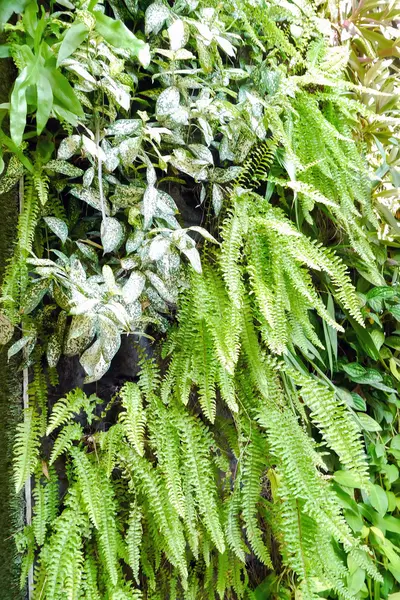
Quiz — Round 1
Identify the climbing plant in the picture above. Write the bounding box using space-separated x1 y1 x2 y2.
0 0 399 598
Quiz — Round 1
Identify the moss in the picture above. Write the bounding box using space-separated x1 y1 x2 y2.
0 50 25 600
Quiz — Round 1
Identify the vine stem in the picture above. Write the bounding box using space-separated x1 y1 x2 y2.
95 118 106 222
19 176 33 600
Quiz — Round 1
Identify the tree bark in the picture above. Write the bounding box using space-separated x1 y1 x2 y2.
0 46 25 600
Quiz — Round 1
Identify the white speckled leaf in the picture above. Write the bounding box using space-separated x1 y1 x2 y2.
181 246 202 273
156 87 180 120
83 166 95 188
7 336 31 360
23 279 49 315
149 236 171 261
81 339 110 382
102 265 119 294
122 272 146 303
44 160 83 178
189 144 214 165
119 137 142 167
82 135 107 162
145 2 170 35
0 313 13 345
216 35 236 57
149 235 171 260
57 135 82 160
212 183 224 215
98 315 121 362
105 119 143 137
168 19 187 51
101 77 131 111
47 333 62 368
101 217 125 254
70 185 110 214
145 270 176 304
126 230 145 254
76 241 98 263
44 217 68 244
68 315 95 341
70 258 87 283
174 48 194 60
143 185 158 229
69 299 99 316
47 311 67 367
126 299 142 322
212 166 242 183
120 256 139 270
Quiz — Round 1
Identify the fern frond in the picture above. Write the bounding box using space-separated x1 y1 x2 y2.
14 406 41 493
49 422 83 465
119 382 146 456
126 503 143 584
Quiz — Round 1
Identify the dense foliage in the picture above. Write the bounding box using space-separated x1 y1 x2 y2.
0 0 399 598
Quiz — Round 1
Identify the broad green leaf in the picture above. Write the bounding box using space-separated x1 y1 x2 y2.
94 11 149 63
385 336 400 349
45 66 84 119
333 470 364 488
389 305 400 321
10 67 29 145
355 413 382 432
57 22 89 67
342 363 366 379
0 0 30 28
368 484 388 516
36 72 53 135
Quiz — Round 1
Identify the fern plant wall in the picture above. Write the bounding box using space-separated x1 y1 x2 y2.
0 0 399 598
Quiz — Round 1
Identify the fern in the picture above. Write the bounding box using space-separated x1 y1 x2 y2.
14 406 41 492
126 503 143 584
119 382 146 457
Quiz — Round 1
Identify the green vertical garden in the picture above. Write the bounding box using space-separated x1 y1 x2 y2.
0 0 399 598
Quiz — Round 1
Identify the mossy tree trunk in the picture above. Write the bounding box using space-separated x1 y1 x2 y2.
0 49 25 600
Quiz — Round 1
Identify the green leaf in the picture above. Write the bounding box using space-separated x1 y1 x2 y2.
389 305 400 321
10 67 29 145
45 65 84 119
342 362 366 379
368 484 388 516
385 336 400 349
355 413 382 432
57 21 89 67
94 11 148 61
36 71 53 135
333 470 364 488
0 0 30 28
